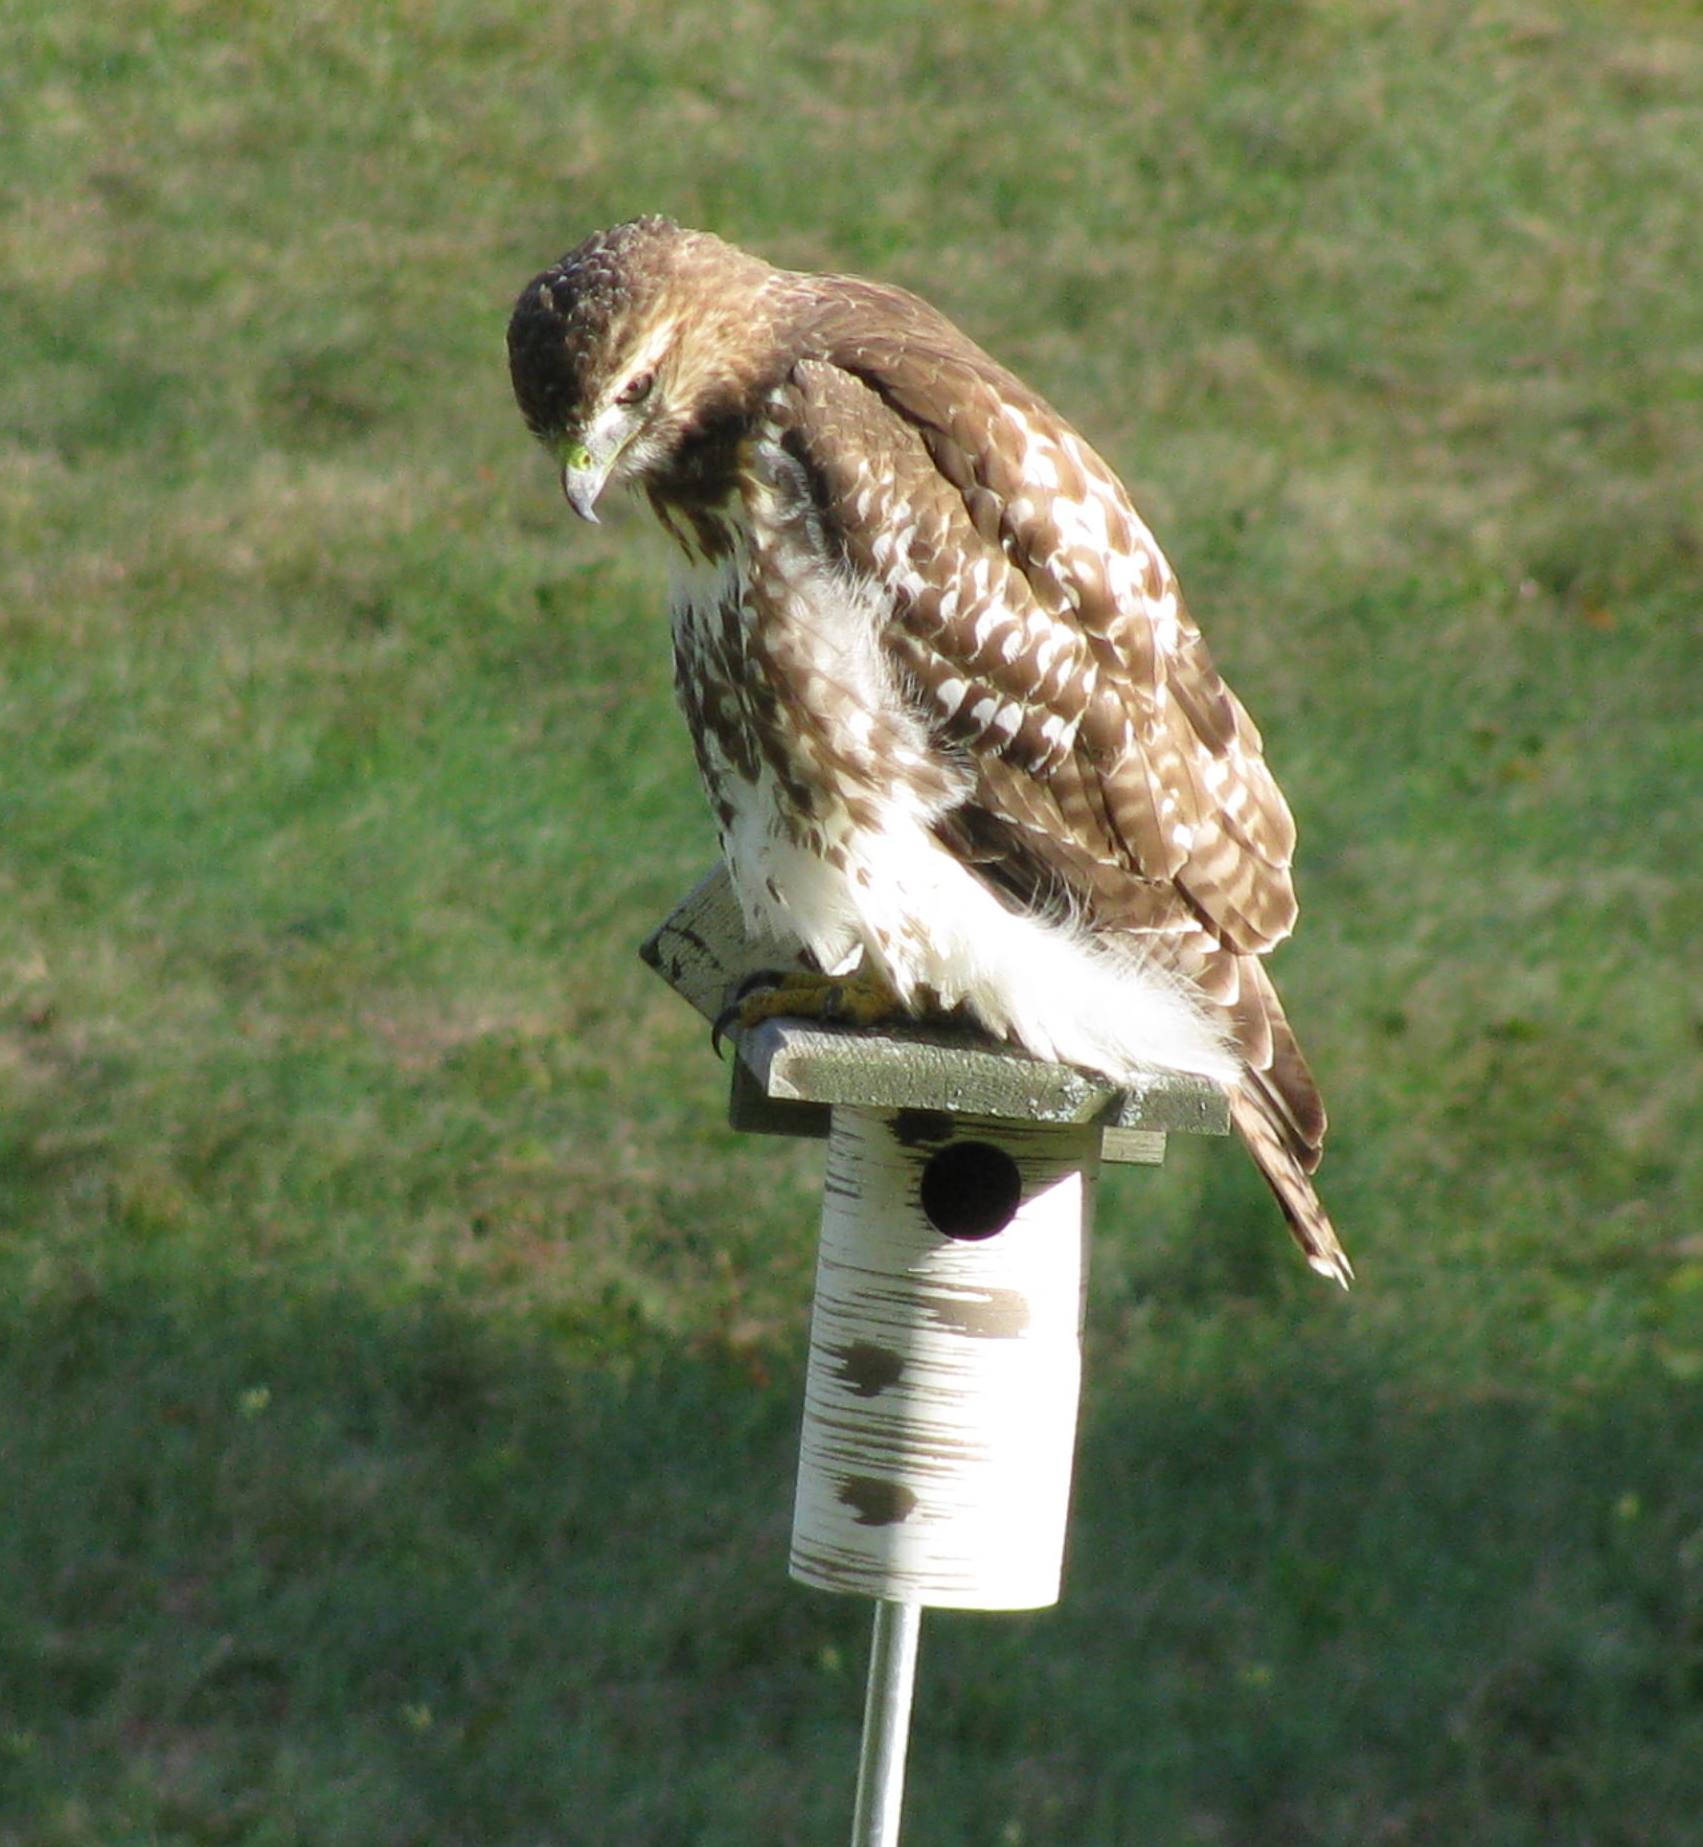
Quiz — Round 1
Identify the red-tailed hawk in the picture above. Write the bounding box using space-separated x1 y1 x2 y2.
507 217 1350 1286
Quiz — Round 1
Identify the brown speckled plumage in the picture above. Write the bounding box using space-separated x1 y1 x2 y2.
508 219 1350 1285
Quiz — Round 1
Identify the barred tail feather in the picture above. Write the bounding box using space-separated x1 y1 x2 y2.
1228 1082 1353 1288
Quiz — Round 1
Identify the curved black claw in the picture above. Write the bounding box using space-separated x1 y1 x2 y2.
709 999 742 1061
709 968 790 1060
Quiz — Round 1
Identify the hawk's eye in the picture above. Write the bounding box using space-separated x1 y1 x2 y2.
615 370 655 407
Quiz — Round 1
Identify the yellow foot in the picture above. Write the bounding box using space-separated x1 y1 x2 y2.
714 967 906 1053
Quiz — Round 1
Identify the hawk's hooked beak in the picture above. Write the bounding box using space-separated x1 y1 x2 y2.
559 436 616 523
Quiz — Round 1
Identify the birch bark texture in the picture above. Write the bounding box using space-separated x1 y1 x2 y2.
790 1106 1097 1611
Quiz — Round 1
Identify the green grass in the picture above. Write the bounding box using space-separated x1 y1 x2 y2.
3 0 1702 1840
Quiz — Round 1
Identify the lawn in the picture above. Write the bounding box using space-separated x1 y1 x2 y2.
2 1 1701 1841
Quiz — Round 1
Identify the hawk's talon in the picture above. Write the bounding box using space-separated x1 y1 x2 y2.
731 967 792 1004
716 966 905 1041
709 1006 734 1060
711 968 795 1059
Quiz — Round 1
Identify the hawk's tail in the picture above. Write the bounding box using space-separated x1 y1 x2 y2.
1220 954 1352 1287
1227 1078 1353 1288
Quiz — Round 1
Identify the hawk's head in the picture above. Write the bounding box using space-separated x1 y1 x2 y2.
507 216 778 521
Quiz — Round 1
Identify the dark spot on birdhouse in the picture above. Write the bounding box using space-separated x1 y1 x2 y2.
838 1475 919 1527
835 1340 905 1397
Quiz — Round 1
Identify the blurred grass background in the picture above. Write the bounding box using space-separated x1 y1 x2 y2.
3 0 1701 1841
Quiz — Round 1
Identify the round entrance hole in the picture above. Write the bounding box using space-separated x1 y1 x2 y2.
919 1140 1024 1241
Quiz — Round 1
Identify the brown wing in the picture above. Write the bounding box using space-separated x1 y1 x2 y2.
772 282 1345 1279
791 277 1299 954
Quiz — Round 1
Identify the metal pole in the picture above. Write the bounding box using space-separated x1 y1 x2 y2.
850 1598 922 1846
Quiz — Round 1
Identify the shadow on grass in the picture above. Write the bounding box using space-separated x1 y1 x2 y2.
994 1346 1703 1846
2 1260 1699 1846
